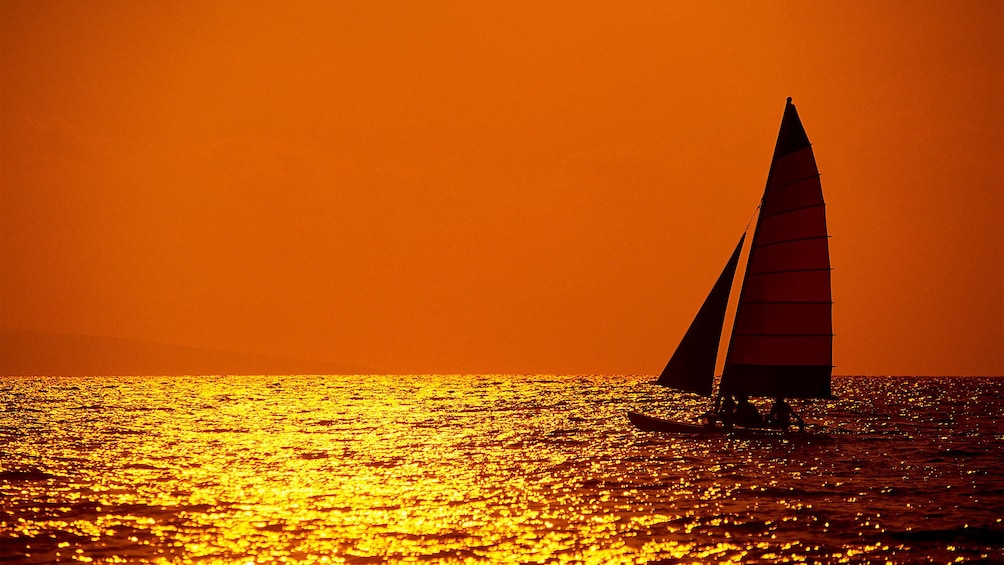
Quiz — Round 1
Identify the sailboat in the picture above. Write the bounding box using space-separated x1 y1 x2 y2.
629 97 832 434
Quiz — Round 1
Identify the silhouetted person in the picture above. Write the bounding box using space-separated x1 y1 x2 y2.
768 396 805 431
735 393 762 428
719 394 736 428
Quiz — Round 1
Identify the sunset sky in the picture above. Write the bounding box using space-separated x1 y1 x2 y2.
2 1 1001 376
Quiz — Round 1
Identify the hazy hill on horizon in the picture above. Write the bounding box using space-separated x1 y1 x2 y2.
0 329 371 377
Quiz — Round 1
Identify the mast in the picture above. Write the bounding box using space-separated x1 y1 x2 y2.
657 234 745 396
720 98 833 399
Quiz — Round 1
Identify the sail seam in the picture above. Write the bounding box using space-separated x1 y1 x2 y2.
733 333 834 337
726 362 833 368
743 300 832 305
765 173 820 193
747 267 831 277
757 234 829 248
760 202 826 220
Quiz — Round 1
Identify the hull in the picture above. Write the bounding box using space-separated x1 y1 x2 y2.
627 411 790 436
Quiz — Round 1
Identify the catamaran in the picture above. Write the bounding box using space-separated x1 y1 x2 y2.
629 97 832 435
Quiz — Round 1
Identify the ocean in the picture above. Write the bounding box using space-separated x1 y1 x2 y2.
1 374 1001 564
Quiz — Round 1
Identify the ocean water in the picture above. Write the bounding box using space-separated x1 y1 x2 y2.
1 374 1001 564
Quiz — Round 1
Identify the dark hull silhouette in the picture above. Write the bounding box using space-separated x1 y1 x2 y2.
627 411 801 436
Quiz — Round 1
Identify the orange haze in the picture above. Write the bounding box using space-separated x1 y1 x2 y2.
2 1 1002 376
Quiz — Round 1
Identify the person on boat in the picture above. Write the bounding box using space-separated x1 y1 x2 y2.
703 394 736 428
767 396 805 431
718 394 736 429
734 393 763 428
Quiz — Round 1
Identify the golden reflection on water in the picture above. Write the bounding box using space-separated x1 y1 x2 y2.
2 374 1002 563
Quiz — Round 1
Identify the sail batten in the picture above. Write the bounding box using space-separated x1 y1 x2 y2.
757 235 829 248
747 267 831 276
743 300 832 305
764 174 821 193
720 98 832 399
733 333 834 337
760 203 826 220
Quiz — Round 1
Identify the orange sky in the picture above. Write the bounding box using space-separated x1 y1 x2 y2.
2 1 1002 376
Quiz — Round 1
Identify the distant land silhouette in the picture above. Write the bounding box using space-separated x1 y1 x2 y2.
0 330 371 376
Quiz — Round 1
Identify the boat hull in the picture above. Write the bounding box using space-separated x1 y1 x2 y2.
627 411 789 436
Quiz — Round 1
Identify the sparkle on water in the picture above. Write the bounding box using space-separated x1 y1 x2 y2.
1 374 1002 563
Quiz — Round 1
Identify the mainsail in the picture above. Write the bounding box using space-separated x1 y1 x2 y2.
656 234 745 396
719 98 833 399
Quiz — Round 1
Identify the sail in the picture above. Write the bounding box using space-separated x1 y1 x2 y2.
657 234 745 396
721 98 832 399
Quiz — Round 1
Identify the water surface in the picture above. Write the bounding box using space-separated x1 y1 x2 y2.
2 375 1002 563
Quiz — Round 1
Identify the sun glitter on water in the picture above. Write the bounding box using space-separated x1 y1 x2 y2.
2 374 1002 563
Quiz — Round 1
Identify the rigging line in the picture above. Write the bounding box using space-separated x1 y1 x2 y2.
715 202 759 407
745 201 761 233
